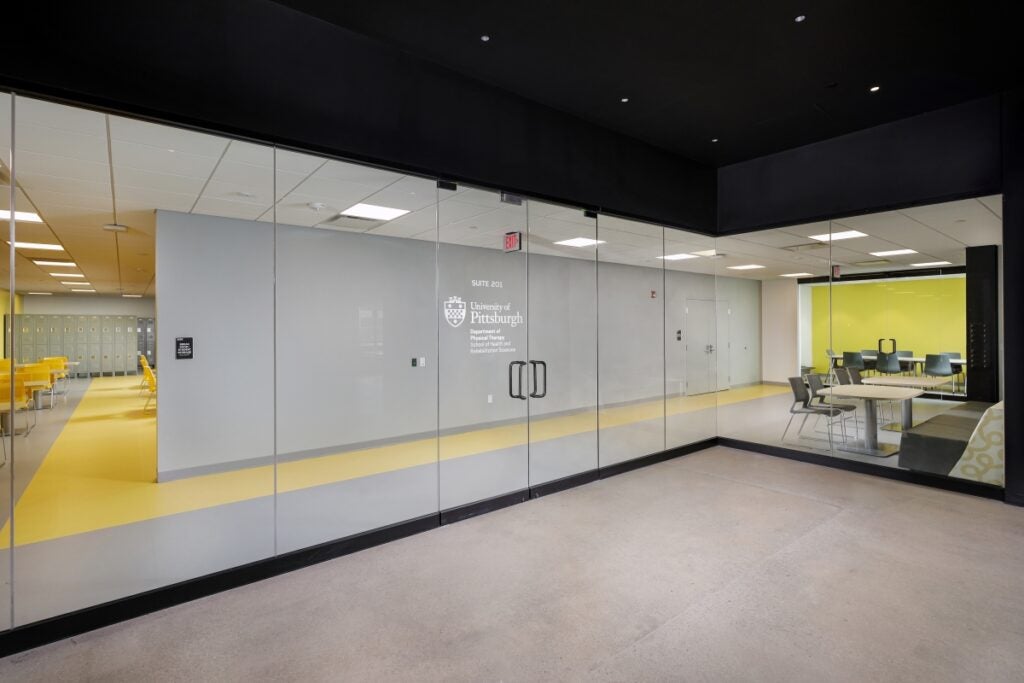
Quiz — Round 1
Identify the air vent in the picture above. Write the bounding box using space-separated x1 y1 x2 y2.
784 243 830 253
318 214 384 232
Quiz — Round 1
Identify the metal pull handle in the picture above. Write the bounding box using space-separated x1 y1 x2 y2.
516 361 528 400
529 360 547 398
509 360 526 399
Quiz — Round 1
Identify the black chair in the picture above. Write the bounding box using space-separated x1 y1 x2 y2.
896 350 915 375
875 351 901 374
842 352 865 373
941 351 964 392
783 377 844 446
860 349 878 373
847 367 864 385
834 367 852 385
807 373 857 439
924 353 955 393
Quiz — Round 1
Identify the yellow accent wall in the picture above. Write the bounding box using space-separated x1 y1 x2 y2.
811 276 966 370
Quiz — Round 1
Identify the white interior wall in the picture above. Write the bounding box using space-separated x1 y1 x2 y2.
157 211 764 475
22 294 155 316
760 279 800 384
798 284 813 368
156 210 275 479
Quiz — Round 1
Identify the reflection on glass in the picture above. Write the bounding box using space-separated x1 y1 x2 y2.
597 216 665 466
1 91 12 630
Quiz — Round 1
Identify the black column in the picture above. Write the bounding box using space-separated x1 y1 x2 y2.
1003 89 1023 505
965 245 999 403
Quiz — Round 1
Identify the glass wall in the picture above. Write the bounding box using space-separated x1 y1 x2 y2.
0 93 725 627
716 206 1004 489
0 92 1003 631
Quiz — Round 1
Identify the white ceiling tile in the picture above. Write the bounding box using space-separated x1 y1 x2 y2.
109 116 226 157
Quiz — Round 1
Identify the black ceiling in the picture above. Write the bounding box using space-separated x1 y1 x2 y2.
274 0 1020 167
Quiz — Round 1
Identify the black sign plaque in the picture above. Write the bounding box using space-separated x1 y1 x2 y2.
175 337 194 360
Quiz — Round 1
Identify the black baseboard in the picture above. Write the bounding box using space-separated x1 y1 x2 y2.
530 469 601 498
0 513 440 658
439 489 530 525
717 437 1005 500
598 438 719 479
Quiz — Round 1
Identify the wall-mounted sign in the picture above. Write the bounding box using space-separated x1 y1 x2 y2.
832 265 841 279
175 337 194 360
504 231 522 252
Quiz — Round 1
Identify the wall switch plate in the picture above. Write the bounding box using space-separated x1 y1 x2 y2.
419 357 426 367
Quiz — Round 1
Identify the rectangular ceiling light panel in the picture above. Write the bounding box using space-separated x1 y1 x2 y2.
658 253 699 260
870 249 917 257
554 237 605 247
340 203 410 221
807 230 867 242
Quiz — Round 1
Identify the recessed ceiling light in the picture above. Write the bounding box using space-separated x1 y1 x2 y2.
808 230 867 242
870 249 917 257
693 249 717 257
0 210 43 223
62 282 91 286
103 223 128 232
122 294 143 298
480 35 490 42
911 261 952 267
795 15 806 23
26 292 52 295
781 272 813 277
33 260 77 267
869 85 880 92
52 272 84 278
658 253 700 261
555 237 606 247
728 264 765 270
340 203 410 221
620 97 629 103
71 289 96 293
711 138 719 143
167 148 176 153
7 241 64 251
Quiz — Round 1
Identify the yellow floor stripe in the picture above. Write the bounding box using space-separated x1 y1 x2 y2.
2 378 787 547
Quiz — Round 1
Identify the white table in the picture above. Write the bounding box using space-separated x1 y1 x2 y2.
829 354 964 370
817 385 923 456
861 376 951 430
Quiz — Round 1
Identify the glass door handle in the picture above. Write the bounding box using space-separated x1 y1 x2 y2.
529 360 547 398
508 360 527 400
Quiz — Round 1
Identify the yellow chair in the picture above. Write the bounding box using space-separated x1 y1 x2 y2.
19 363 55 409
0 375 35 461
138 353 151 386
41 357 69 398
143 366 156 410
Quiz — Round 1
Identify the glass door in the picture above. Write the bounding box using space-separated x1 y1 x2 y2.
526 202 598 486
438 185 529 510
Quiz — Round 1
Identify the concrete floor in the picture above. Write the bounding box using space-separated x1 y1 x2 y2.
2 446 1023 682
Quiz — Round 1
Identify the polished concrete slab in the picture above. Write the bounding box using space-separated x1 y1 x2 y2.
3 446 1022 682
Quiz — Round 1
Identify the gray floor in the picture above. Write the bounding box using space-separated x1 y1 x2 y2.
3 446 1023 682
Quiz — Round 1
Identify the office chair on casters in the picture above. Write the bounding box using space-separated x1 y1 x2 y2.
783 377 845 448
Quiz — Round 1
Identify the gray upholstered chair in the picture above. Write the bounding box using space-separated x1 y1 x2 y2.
842 352 865 373
896 350 915 375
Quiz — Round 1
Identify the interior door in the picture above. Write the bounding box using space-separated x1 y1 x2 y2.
685 299 714 395
438 185 530 511
526 201 598 486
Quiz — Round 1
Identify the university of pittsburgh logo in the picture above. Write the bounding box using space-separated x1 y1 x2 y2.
444 296 467 328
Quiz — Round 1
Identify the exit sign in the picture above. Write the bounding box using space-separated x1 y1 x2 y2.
504 231 522 252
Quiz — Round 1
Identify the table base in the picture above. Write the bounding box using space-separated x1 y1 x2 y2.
835 441 900 457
